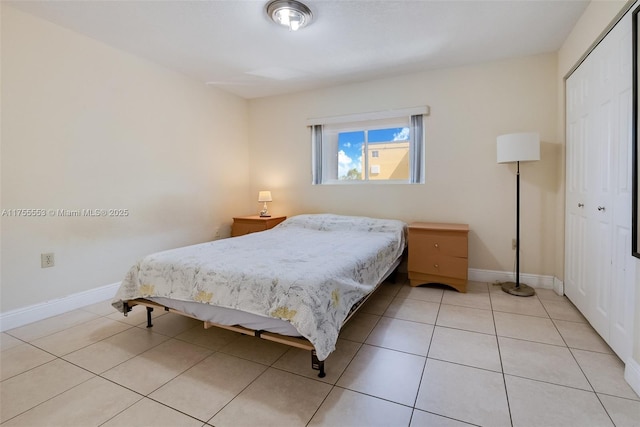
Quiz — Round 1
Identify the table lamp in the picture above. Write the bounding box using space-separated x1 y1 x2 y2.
258 191 272 217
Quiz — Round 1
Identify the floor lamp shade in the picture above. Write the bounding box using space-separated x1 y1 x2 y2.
496 132 540 297
497 132 540 163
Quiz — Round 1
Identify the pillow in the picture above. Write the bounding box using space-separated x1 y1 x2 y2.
276 213 406 235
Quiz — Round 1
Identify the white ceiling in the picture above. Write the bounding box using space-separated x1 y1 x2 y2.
7 0 590 99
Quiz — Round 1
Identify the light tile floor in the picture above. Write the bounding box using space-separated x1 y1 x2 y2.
1 279 639 426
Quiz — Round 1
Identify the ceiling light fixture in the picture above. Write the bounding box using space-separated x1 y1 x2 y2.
266 0 313 31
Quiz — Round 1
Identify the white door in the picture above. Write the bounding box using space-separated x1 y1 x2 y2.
565 60 591 314
588 30 615 341
605 15 635 361
564 10 635 362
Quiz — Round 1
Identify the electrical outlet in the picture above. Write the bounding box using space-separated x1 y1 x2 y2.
512 238 517 250
214 227 221 240
41 252 55 268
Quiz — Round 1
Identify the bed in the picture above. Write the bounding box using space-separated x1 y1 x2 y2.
112 213 407 377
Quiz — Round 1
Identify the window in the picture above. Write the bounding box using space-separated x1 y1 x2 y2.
310 107 427 184
333 124 410 181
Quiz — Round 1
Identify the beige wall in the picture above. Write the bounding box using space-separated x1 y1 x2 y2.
248 53 559 277
0 6 250 312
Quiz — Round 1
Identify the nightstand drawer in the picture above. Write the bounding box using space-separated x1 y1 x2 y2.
409 255 468 279
408 232 467 259
233 222 268 236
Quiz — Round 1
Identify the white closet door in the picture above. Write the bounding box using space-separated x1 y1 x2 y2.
588 30 615 340
607 15 635 361
565 61 591 314
564 10 635 362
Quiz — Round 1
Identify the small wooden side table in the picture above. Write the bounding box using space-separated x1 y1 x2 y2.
408 222 469 293
231 215 287 237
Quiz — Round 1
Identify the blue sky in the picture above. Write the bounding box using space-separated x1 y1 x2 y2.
338 127 409 178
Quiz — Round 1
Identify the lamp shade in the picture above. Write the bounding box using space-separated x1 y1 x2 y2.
258 191 272 202
497 132 540 164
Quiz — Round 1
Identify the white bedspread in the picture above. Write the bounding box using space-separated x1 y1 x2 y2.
112 214 406 360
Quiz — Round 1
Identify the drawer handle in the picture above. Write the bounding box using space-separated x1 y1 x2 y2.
434 243 439 248
434 264 439 268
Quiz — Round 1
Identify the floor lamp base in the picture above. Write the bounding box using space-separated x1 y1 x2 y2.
500 281 535 297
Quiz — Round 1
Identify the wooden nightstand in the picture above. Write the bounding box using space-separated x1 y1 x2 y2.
408 222 469 293
231 215 286 237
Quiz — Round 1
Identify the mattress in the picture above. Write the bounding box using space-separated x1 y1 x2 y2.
113 213 407 359
147 256 402 336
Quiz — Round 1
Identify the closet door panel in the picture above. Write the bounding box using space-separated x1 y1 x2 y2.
589 218 612 339
611 224 635 359
565 212 588 309
565 68 591 310
609 18 635 361
587 80 614 338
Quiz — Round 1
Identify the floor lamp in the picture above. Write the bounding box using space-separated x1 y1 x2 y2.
497 132 540 297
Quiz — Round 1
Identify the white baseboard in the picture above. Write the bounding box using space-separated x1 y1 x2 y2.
624 357 640 398
0 282 121 332
553 276 565 295
468 268 559 291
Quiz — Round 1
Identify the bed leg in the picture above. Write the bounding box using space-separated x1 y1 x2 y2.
317 361 326 378
146 306 153 328
123 301 130 317
311 350 326 378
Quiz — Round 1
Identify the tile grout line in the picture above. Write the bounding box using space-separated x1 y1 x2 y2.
407 283 445 426
0 358 100 425
201 357 272 425
489 282 515 427
542 297 618 427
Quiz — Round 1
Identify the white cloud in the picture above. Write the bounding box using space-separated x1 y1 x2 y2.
338 150 352 178
338 150 362 178
394 127 410 141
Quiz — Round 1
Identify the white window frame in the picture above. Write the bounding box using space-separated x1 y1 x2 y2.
309 106 428 185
